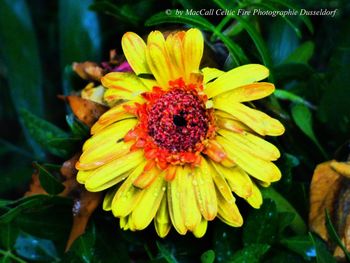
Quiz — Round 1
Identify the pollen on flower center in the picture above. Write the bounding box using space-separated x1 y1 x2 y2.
147 89 209 152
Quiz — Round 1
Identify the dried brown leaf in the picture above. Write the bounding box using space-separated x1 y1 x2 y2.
73 61 104 81
310 160 350 261
309 161 342 240
24 171 47 196
66 95 107 127
25 154 102 251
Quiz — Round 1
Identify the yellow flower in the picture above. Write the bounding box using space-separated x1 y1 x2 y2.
76 28 285 237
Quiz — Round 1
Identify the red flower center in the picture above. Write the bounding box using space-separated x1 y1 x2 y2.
147 89 209 152
124 78 215 170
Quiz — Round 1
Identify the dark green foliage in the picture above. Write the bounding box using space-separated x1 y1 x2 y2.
0 0 349 261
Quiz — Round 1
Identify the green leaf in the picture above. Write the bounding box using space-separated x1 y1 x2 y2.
0 250 26 263
280 235 314 260
325 210 350 261
211 1 271 68
318 67 350 134
276 153 300 188
33 162 65 195
68 224 96 263
19 108 70 158
47 137 81 153
230 244 270 263
266 250 308 263
261 188 307 235
0 224 19 250
0 0 44 158
0 195 72 253
145 11 248 66
253 2 302 38
59 0 101 69
291 104 327 158
267 0 314 34
0 139 32 159
156 241 178 263
274 63 314 81
243 199 278 245
94 221 129 263
0 195 71 224
284 41 315 64
274 90 315 109
278 212 296 234
309 233 336 263
89 1 140 26
232 15 273 74
201 250 215 263
66 114 90 139
14 233 58 262
0 196 51 224
267 19 299 65
213 222 241 263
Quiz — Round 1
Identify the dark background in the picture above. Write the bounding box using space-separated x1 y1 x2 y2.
0 0 349 262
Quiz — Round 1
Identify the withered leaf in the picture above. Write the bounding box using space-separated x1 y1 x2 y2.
309 160 350 261
25 154 102 251
73 61 104 81
66 95 107 127
309 161 342 241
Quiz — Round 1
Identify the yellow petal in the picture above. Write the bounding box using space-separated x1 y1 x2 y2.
216 116 252 133
202 67 225 84
102 75 148 105
120 216 129 230
84 150 143 191
207 160 233 202
211 161 253 199
246 182 263 208
103 186 118 211
214 102 285 136
204 139 227 163
76 169 94 184
204 64 269 98
193 159 217 220
122 32 151 74
103 92 129 107
218 129 281 161
146 31 172 88
91 101 139 135
128 215 137 231
215 110 236 120
139 78 158 90
179 166 202 231
81 84 106 105
214 82 275 103
217 189 243 227
83 118 137 151
166 32 185 80
111 162 145 217
133 164 160 189
217 136 281 183
131 173 166 230
102 71 150 89
155 195 171 238
77 141 133 170
259 180 271 187
193 218 208 238
167 167 187 235
183 28 204 82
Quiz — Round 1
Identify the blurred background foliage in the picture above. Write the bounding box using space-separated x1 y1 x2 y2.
0 0 350 262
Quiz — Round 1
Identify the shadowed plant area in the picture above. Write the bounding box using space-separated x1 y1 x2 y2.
0 0 350 262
